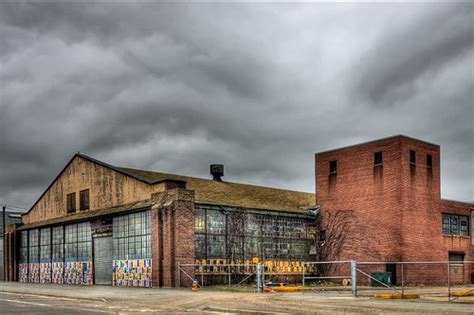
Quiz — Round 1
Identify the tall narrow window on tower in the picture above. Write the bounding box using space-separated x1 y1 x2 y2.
427 154 432 168
374 152 383 166
410 150 416 165
426 153 433 180
329 160 337 174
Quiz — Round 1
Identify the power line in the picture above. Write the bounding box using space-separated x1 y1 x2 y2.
2 204 28 212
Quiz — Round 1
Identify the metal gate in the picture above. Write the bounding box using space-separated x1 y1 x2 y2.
93 236 112 285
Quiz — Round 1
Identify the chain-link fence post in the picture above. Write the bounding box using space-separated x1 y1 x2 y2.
447 261 451 301
401 263 404 297
302 262 305 294
256 262 263 293
351 260 357 298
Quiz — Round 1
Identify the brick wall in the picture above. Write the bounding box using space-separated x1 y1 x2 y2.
315 135 473 284
316 136 406 262
151 188 195 287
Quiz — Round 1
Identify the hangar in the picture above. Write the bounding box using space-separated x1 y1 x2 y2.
4 153 316 287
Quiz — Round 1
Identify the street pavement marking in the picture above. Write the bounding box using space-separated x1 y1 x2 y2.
0 297 51 307
0 297 114 314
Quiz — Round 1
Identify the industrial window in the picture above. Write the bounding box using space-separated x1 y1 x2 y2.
79 189 90 211
28 229 39 263
195 208 206 233
409 150 416 165
194 205 316 261
205 210 226 257
442 214 469 236
67 192 76 213
291 239 307 259
228 236 244 258
244 215 260 237
245 239 260 257
374 151 383 166
20 231 28 263
113 210 151 260
65 222 91 262
329 160 337 174
207 210 226 234
207 235 226 257
52 226 64 262
195 234 206 258
40 228 51 263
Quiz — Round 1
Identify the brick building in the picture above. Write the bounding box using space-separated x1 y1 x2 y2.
315 135 473 284
4 153 316 287
3 134 473 287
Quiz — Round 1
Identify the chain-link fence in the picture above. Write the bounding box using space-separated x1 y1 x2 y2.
179 259 474 301
356 261 474 301
301 260 474 301
177 262 263 290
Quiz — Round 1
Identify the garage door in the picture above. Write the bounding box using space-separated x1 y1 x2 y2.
93 236 112 285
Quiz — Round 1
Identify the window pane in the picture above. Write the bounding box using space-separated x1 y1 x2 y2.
460 216 469 236
451 215 459 235
207 210 225 234
112 210 151 260
442 214 451 234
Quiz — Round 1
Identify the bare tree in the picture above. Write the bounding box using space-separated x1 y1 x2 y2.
226 208 246 263
312 209 354 276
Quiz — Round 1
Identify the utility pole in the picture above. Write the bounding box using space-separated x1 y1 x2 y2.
2 205 5 282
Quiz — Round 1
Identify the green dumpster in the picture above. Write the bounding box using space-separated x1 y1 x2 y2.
370 272 392 287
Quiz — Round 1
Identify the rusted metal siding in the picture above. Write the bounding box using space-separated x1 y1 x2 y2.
23 156 151 224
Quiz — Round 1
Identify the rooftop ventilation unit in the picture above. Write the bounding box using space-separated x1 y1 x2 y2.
210 164 224 181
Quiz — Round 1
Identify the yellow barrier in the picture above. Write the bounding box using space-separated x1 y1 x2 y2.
373 293 420 299
271 285 304 292
451 289 474 297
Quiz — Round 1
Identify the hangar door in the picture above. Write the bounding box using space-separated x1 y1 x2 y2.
94 236 113 285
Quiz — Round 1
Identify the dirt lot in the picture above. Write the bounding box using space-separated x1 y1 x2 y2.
0 282 473 314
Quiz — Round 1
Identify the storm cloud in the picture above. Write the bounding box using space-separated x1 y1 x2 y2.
0 2 473 210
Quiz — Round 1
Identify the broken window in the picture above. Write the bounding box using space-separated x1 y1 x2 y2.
195 208 206 233
194 205 316 261
442 213 469 236
207 235 226 257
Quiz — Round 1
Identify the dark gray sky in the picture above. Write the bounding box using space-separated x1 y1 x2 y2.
0 2 473 210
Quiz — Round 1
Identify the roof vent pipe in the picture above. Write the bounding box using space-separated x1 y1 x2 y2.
210 164 224 181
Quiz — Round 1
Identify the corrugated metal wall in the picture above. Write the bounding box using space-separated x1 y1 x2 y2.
94 236 113 285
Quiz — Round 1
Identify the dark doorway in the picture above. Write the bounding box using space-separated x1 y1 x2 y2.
386 263 397 286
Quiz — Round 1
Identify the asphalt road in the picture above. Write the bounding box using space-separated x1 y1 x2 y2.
0 283 473 314
0 292 120 314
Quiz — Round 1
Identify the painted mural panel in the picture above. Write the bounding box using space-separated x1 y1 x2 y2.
112 259 152 287
64 261 93 285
